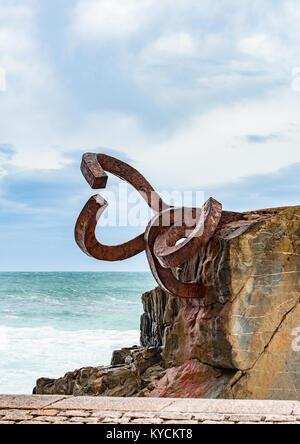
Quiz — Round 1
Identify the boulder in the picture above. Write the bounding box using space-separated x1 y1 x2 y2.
35 346 163 397
35 205 300 399
140 205 300 399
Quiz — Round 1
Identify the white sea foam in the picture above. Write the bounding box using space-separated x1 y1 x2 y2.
0 327 8 351
0 271 155 395
0 325 140 394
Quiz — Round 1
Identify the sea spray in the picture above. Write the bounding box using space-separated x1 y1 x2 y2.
0 272 155 393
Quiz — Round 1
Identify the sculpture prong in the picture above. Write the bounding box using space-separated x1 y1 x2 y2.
75 153 244 298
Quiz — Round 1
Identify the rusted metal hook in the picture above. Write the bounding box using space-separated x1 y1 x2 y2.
75 153 240 298
75 153 170 261
144 198 222 298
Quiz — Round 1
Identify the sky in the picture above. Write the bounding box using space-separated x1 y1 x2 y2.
1 0 300 271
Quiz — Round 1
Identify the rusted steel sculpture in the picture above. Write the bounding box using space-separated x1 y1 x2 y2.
75 153 248 298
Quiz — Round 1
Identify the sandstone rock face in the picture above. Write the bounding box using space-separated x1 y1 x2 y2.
140 205 300 399
36 365 140 397
149 360 234 399
35 206 300 399
35 347 164 397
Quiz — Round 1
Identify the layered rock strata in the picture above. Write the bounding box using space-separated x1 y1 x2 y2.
35 205 300 399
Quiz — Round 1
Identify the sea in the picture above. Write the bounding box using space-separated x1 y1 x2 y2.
0 272 156 394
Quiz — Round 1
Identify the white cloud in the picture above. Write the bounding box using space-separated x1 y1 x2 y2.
58 91 300 191
8 149 73 171
125 1 300 110
71 0 157 42
2 0 300 190
0 27 33 53
151 32 197 56
0 1 72 176
238 34 283 63
0 1 36 75
123 92 300 189
68 0 300 116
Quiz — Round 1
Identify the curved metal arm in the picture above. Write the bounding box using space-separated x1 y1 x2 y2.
75 153 231 298
144 198 222 298
81 153 169 212
75 195 146 261
75 153 170 261
153 197 222 268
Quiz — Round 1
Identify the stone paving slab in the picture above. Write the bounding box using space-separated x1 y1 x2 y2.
51 396 174 412
0 395 299 424
163 399 298 415
293 404 300 416
0 395 68 409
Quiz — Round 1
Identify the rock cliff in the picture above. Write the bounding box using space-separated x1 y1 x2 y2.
35 205 300 399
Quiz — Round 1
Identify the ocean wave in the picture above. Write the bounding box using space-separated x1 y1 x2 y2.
0 272 153 394
0 325 139 347
0 325 140 394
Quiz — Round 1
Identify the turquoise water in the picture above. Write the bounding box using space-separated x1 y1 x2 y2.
0 272 155 394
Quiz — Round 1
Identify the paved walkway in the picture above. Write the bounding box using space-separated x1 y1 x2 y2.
0 395 299 424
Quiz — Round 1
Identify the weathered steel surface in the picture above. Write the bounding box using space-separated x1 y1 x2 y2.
75 195 146 261
81 153 108 189
152 198 223 269
75 153 170 261
75 153 245 298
